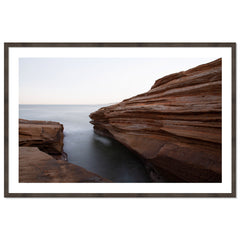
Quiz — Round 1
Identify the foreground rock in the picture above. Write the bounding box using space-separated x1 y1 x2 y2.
19 119 64 156
19 119 110 182
19 147 110 183
90 58 222 182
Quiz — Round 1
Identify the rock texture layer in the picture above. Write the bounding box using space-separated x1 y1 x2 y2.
19 147 110 183
19 119 64 156
19 119 110 182
90 58 222 182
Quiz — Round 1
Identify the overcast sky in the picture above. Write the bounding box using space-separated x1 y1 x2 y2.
19 57 217 105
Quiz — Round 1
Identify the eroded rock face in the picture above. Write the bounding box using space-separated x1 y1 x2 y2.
19 119 64 155
90 58 222 182
19 147 110 183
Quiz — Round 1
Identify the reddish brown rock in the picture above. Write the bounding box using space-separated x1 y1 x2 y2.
19 147 110 183
90 58 222 182
19 119 64 156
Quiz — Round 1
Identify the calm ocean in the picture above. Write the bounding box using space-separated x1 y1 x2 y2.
19 104 151 182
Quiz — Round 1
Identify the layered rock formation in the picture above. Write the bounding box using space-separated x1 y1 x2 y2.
90 58 222 182
19 119 110 183
19 119 64 157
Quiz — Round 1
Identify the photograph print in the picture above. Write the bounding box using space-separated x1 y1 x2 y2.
4 43 236 197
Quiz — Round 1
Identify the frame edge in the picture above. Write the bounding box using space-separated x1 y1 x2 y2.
4 42 236 198
4 43 9 197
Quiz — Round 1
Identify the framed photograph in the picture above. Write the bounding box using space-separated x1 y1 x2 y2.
4 42 236 197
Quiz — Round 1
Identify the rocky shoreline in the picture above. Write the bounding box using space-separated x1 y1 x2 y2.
90 59 222 182
19 119 110 183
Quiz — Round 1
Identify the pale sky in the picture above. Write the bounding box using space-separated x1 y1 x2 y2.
19 57 217 105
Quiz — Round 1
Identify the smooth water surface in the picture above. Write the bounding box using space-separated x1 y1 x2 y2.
19 104 151 182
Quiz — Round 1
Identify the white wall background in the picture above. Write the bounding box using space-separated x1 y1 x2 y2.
0 1 239 240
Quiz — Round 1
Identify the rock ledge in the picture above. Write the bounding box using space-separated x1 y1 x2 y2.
90 59 222 182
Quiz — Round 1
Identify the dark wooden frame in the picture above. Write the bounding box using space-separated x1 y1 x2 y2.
4 42 236 198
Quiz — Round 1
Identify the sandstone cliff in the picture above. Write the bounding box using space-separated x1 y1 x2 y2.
90 58 222 182
19 119 110 183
